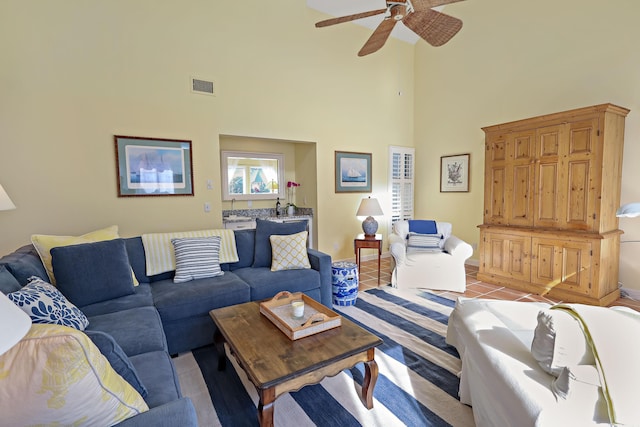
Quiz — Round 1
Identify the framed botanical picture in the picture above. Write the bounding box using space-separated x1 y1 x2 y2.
114 135 194 197
440 153 470 192
335 151 372 193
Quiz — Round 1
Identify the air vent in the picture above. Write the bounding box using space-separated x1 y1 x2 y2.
191 77 215 96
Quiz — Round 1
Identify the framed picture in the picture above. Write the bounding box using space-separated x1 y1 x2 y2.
335 151 372 193
440 153 470 192
114 135 194 197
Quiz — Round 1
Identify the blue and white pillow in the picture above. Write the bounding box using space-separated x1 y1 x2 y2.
407 232 444 249
171 236 224 283
8 276 89 330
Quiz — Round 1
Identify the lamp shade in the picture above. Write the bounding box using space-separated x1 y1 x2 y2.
356 197 384 217
0 184 15 211
616 202 640 218
0 292 31 355
356 197 384 236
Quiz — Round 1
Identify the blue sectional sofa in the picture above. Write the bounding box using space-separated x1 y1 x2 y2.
0 223 332 426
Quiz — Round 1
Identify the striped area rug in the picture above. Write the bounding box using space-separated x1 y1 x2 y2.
173 287 475 427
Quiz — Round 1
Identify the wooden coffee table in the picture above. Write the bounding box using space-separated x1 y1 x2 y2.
209 301 383 427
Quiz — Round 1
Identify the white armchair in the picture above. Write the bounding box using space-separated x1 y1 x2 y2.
389 220 473 292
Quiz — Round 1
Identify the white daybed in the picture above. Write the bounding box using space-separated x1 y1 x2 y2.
446 298 640 427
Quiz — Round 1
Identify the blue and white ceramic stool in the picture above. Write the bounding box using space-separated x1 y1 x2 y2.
331 261 359 306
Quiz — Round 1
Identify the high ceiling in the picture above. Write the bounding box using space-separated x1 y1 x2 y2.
306 0 420 44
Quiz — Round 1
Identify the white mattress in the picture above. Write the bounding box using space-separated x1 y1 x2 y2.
446 298 610 427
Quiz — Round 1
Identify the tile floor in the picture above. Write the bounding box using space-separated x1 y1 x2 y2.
357 256 640 311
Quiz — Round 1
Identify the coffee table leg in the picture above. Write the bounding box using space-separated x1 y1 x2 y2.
362 348 378 409
213 328 227 371
257 387 276 427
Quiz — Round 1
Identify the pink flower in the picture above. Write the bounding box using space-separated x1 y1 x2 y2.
287 181 300 188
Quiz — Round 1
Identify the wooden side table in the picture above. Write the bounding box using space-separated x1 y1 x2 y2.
354 234 382 285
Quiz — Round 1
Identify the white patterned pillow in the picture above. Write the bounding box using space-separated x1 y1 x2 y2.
270 231 311 271
0 324 148 426
407 232 444 249
8 276 89 331
171 236 224 283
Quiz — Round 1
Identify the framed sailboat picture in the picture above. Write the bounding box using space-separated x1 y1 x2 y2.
335 151 372 193
114 135 194 197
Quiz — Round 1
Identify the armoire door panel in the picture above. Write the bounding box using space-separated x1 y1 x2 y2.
536 162 559 224
566 160 590 227
531 238 592 294
485 166 507 224
482 232 530 281
510 164 533 224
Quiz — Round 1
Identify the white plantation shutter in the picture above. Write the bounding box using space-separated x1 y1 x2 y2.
389 146 415 227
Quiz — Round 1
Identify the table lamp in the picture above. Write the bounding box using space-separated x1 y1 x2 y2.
356 196 384 236
0 293 31 355
0 184 16 211
616 202 640 218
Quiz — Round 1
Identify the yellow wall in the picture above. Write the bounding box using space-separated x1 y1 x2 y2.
4 0 639 291
0 0 414 261
413 0 640 290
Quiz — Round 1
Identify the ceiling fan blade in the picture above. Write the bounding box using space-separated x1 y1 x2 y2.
358 18 398 57
403 9 462 47
411 0 466 11
315 9 387 28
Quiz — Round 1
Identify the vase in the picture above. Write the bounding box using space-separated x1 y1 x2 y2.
287 205 295 216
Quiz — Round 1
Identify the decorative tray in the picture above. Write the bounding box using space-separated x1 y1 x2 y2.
259 291 342 340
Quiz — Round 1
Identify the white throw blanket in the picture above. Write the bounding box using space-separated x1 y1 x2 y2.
551 304 640 425
142 229 239 276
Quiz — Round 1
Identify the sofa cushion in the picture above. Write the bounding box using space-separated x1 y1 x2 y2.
252 219 308 268
172 236 224 283
86 306 167 356
226 229 255 270
233 266 321 302
80 283 154 317
85 330 148 398
270 231 311 271
31 225 121 283
0 264 21 294
531 308 595 376
151 272 250 323
8 276 89 331
0 324 148 426
52 239 136 307
129 351 182 408
0 244 49 286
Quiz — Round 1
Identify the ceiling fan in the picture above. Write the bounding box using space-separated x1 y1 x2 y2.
315 0 466 56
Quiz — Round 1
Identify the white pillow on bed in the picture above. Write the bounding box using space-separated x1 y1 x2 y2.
531 309 595 377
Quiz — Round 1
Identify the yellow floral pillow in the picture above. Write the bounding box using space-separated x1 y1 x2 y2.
31 225 138 286
270 231 311 271
0 324 148 426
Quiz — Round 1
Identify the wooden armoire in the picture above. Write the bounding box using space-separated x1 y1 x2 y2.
478 103 629 306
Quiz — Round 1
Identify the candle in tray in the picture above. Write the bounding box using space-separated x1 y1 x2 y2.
291 299 304 318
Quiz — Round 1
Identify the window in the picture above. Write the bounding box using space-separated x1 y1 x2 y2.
220 151 284 200
389 146 415 226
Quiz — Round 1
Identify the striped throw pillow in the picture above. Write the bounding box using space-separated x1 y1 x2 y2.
407 232 443 249
171 237 224 283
